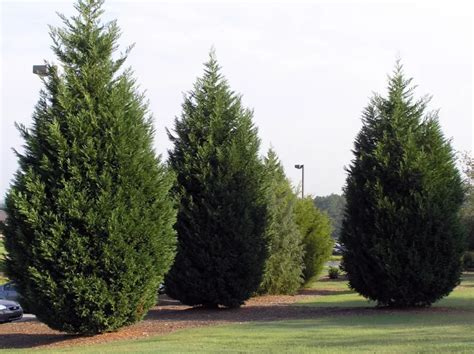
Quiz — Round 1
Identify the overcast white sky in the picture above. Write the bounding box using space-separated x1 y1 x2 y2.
1 0 472 200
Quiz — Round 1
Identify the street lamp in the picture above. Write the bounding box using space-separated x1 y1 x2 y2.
32 65 48 77
294 164 304 198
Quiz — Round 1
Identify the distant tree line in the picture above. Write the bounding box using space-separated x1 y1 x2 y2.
461 152 474 251
314 194 346 240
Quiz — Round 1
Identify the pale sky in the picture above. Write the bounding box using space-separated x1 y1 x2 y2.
1 0 472 201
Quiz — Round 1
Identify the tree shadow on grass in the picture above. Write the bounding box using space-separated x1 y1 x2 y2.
0 333 77 349
318 276 348 283
0 291 471 350
144 303 375 324
298 289 354 296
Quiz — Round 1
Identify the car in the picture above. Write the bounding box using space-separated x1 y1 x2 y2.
0 299 23 323
158 283 166 295
0 282 19 302
333 242 345 255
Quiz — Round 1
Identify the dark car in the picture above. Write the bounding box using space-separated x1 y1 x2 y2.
0 299 23 323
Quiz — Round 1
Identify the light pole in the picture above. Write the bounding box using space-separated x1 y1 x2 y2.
294 164 304 198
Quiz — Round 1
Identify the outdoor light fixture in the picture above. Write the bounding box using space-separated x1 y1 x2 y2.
294 164 304 198
32 65 48 77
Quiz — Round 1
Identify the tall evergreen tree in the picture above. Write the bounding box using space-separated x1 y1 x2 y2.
258 149 304 295
294 197 333 283
341 63 465 307
3 0 176 334
164 52 267 308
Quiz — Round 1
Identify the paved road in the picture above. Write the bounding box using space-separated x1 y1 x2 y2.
18 313 36 322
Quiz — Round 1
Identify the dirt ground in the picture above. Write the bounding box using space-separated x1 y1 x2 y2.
0 288 354 350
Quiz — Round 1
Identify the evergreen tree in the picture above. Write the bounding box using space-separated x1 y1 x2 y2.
258 149 304 295
294 197 333 283
3 0 176 334
164 52 267 308
341 63 465 307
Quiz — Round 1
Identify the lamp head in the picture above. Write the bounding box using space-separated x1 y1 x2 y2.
33 65 48 77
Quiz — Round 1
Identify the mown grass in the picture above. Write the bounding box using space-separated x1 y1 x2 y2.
328 255 342 262
8 272 472 354
36 314 474 353
300 272 474 310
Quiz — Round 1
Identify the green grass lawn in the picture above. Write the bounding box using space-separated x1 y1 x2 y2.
9 272 472 354
35 314 474 354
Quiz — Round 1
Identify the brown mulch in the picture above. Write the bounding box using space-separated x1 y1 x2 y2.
0 289 347 350
0 287 468 350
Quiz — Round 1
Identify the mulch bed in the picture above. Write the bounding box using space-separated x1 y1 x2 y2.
0 286 467 350
0 290 346 350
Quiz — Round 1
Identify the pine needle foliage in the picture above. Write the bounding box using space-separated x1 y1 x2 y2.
164 52 267 308
3 0 176 334
258 149 304 295
341 63 465 307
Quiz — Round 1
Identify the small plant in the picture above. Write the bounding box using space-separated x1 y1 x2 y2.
294 197 333 283
328 266 340 279
463 252 474 270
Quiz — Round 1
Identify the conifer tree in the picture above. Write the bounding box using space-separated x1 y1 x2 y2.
258 149 304 295
3 0 176 333
341 63 465 307
460 153 474 250
294 197 333 283
165 52 267 308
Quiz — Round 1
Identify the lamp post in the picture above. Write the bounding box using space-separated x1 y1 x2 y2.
294 164 304 198
33 65 48 77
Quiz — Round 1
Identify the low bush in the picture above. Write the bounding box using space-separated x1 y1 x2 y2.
463 252 474 270
328 266 340 279
294 197 333 283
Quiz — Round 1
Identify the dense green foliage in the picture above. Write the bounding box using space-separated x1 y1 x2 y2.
3 0 176 333
164 52 267 308
258 149 304 295
460 153 474 250
294 197 333 283
341 64 465 307
314 194 345 239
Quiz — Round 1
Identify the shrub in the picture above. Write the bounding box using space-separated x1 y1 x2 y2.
328 266 340 279
3 0 176 334
294 197 333 283
463 252 474 270
341 63 465 307
258 149 304 295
